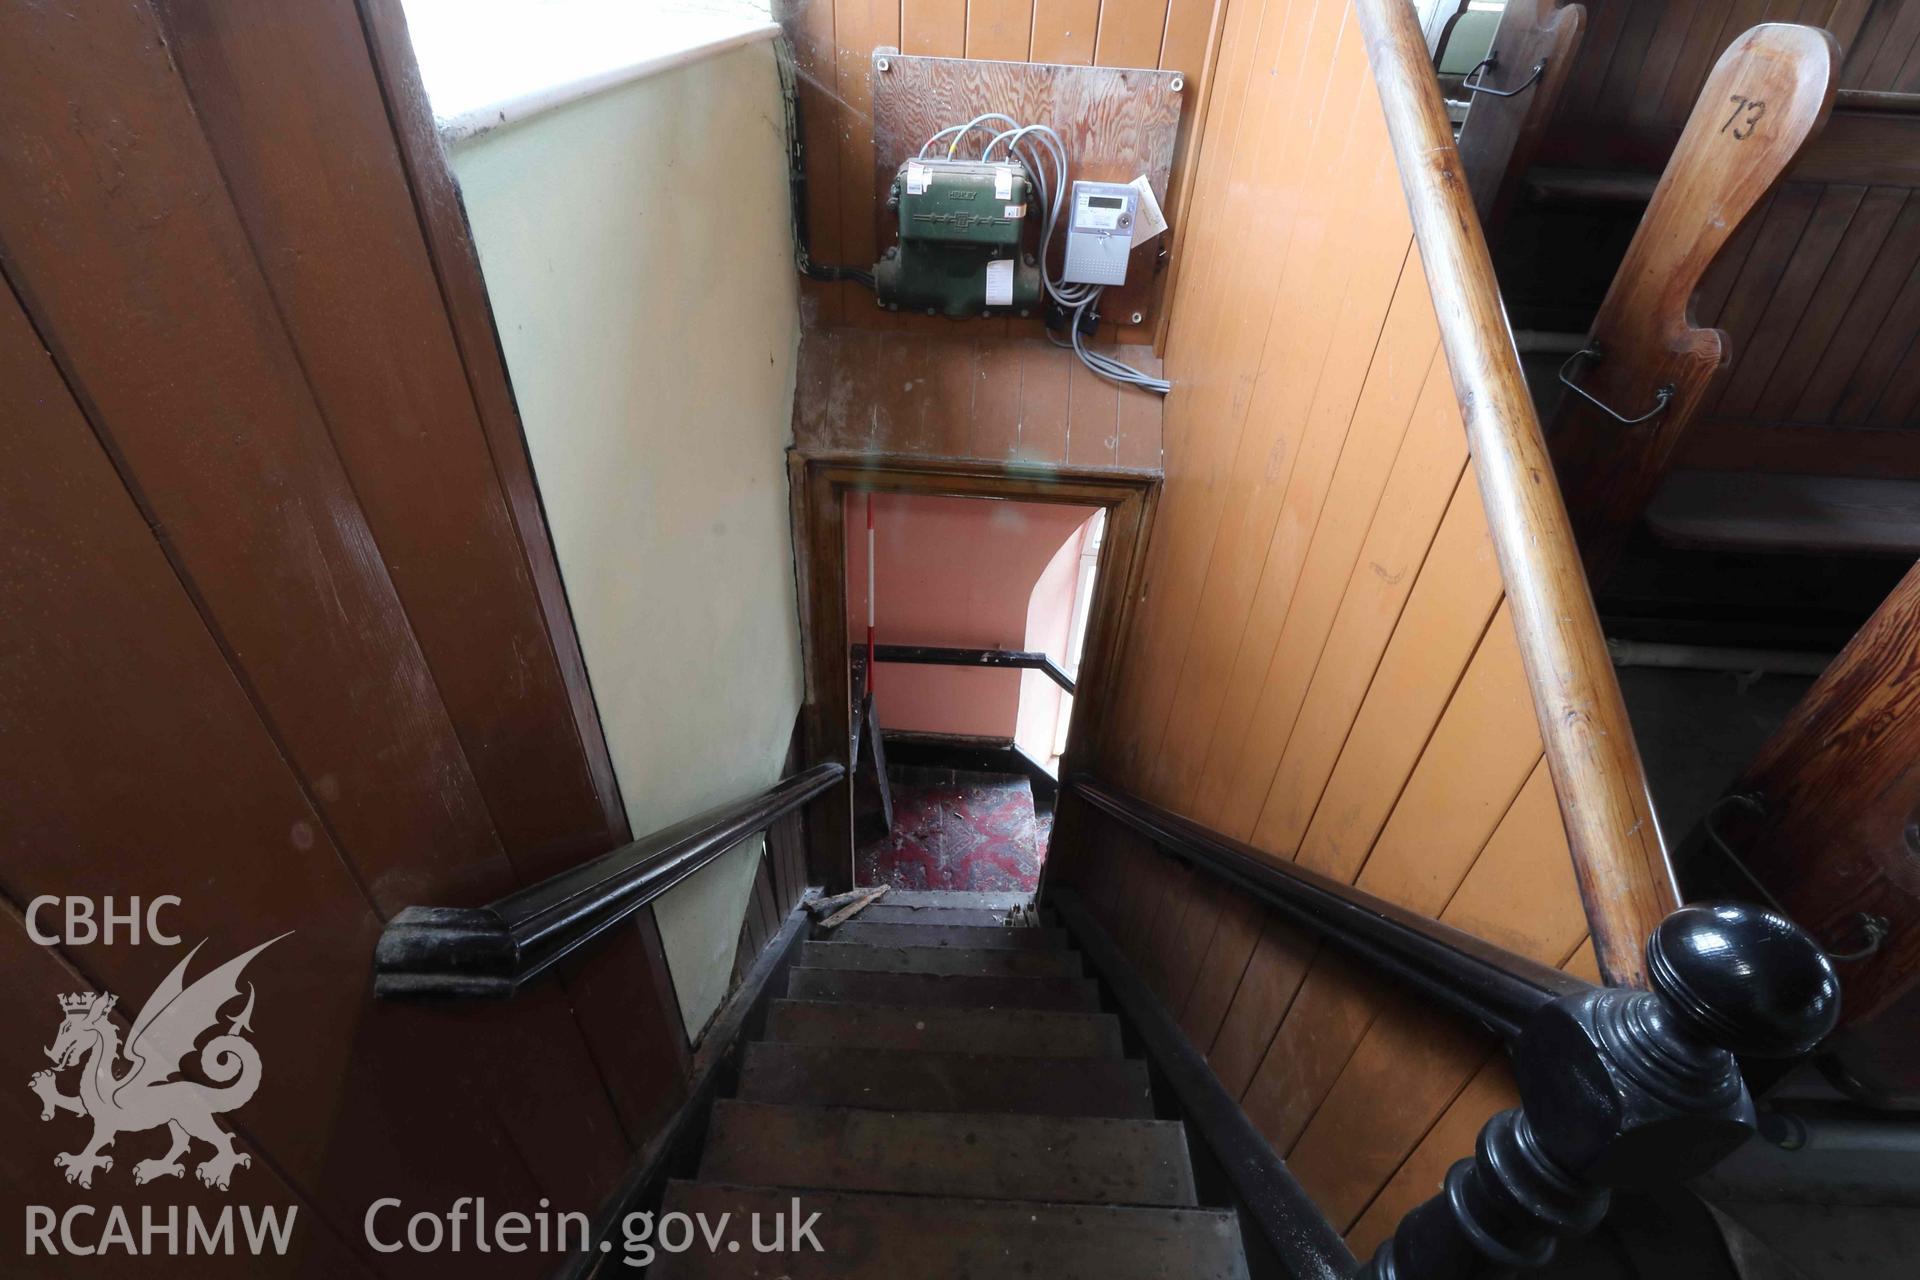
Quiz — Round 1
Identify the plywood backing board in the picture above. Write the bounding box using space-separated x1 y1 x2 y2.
870 50 1188 333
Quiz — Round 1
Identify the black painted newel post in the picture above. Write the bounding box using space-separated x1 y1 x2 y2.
1361 902 1841 1280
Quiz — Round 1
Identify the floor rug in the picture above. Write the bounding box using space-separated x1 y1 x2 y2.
857 767 1041 892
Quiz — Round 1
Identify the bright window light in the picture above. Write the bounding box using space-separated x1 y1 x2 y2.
400 0 774 132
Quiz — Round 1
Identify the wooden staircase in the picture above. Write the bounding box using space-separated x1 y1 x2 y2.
653 890 1253 1279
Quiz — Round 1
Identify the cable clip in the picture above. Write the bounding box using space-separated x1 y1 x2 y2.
1461 53 1547 99
1558 347 1673 425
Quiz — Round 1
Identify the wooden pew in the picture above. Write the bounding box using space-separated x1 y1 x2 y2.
1546 24 1838 578
1700 559 1920 1105
1470 2 1920 552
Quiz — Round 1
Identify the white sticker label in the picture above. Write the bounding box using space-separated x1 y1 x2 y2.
984 258 1014 307
1004 204 1027 219
905 161 929 196
994 166 1013 200
1127 174 1169 244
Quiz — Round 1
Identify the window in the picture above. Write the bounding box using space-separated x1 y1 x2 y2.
401 0 776 139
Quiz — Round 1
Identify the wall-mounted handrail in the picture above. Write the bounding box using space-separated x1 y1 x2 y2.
375 762 843 997
1050 885 1358 1280
1073 777 1585 1039
1354 0 1677 989
1066 776 1841 1279
853 643 1075 694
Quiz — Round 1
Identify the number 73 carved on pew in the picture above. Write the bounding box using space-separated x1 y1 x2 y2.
1548 22 1836 578
1723 95 1767 140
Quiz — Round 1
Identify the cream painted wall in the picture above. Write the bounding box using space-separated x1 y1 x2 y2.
449 38 802 1042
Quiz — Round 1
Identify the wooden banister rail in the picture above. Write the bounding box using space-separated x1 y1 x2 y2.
1068 777 1841 1280
1354 0 1678 988
854 643 1076 694
1547 25 1837 580
1074 778 1585 1038
374 763 843 997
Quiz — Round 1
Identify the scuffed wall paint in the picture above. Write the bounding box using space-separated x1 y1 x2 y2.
449 38 802 1040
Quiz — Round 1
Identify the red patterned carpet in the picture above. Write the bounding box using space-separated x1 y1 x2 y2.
857 768 1043 892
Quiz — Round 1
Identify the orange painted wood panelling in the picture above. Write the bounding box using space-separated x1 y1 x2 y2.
1058 0 1619 1239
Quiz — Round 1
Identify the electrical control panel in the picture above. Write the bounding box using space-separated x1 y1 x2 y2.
873 157 1041 317
1062 180 1137 287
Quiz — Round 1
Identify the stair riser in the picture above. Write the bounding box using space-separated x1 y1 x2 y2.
874 890 1033 910
855 905 1017 927
783 967 1100 1012
800 941 1082 979
830 922 1068 950
766 1000 1124 1058
738 1042 1153 1118
699 1102 1199 1207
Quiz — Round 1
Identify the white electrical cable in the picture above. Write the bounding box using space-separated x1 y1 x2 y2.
913 117 1168 396
918 113 1020 158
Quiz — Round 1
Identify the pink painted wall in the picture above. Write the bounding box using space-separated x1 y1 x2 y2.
846 493 1098 740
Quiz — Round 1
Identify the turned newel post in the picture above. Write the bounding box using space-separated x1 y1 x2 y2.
1361 903 1840 1280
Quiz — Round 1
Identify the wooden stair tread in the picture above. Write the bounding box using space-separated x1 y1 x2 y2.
652 1182 1249 1280
829 920 1068 950
798 939 1083 978
872 889 1033 910
784 966 1101 1011
737 1042 1153 1117
699 1101 1198 1206
855 904 1021 927
766 999 1124 1058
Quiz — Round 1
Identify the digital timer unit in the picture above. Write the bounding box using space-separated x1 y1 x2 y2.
1061 180 1137 287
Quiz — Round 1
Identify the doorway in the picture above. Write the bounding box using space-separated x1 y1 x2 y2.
845 493 1106 891
789 457 1157 895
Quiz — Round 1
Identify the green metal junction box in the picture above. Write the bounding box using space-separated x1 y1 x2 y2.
873 157 1042 318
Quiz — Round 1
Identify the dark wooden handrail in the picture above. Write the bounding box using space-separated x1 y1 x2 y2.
1051 886 1358 1280
855 643 1075 694
1073 777 1585 1039
1066 776 1840 1280
375 762 843 997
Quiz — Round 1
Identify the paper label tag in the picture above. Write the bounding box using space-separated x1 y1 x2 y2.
984 258 1014 307
1127 174 1169 244
1003 204 1027 219
994 166 1013 200
905 161 929 196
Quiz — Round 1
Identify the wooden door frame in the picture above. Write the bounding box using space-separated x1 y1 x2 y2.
788 450 1160 892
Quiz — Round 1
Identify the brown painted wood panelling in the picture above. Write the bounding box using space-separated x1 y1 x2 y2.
1055 0 1647 1242
0 269 620 1272
0 0 701 1267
